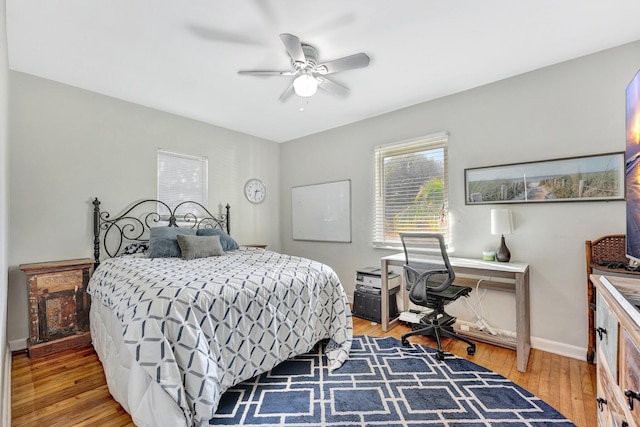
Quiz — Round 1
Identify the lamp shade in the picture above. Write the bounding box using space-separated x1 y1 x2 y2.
491 208 513 235
293 72 318 97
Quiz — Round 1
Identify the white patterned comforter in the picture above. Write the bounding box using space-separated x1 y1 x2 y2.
87 248 353 426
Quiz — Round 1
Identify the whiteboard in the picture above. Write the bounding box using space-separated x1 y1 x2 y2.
292 180 351 242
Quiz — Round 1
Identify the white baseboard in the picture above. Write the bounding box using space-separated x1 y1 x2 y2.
531 336 586 361
8 339 26 353
362 308 588 361
2 345 10 427
453 323 587 361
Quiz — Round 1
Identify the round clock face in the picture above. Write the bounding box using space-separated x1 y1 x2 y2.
244 179 266 204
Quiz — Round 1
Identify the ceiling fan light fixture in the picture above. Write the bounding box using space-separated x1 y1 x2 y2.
238 33 369 102
293 72 318 97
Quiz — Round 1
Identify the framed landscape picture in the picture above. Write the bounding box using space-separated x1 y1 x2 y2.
465 152 625 204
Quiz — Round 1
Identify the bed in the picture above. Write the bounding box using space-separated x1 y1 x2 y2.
87 198 353 427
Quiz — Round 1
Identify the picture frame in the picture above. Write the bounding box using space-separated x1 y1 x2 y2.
464 152 625 205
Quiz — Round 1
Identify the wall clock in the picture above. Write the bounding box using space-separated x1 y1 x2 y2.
244 178 266 204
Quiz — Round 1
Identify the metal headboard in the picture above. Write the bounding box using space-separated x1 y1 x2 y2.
92 197 230 265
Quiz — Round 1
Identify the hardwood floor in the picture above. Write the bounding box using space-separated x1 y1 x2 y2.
11 345 134 427
12 317 597 426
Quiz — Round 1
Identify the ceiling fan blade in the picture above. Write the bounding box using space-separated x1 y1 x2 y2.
279 81 295 102
317 77 349 97
187 24 266 46
249 0 278 28
317 53 370 74
279 33 306 64
238 70 296 76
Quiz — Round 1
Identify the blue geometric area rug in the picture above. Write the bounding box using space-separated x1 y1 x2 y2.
211 335 574 426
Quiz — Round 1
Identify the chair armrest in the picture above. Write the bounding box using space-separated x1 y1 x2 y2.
419 269 453 292
404 265 453 304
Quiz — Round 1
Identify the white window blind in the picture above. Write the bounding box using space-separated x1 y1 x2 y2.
157 150 208 216
373 132 449 248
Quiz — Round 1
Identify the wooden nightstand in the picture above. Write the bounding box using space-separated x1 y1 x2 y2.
19 258 94 357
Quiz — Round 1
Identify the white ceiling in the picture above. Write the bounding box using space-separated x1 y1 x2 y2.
6 1 640 143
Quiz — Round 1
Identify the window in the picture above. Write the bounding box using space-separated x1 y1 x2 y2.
373 132 449 248
157 150 208 215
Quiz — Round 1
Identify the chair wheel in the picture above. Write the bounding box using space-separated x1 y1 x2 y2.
436 351 445 361
402 338 410 347
467 346 476 356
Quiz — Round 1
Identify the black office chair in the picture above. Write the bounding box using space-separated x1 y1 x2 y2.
399 232 476 361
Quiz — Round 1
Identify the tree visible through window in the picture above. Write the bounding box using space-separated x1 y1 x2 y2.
373 133 449 247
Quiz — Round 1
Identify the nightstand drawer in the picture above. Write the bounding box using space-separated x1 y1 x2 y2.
34 270 83 293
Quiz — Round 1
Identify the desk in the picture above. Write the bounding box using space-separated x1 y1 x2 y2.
381 253 531 372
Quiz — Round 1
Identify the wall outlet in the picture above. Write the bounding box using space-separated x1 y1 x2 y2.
460 324 470 332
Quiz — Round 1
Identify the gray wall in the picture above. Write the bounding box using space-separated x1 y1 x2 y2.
7 72 281 346
7 41 640 360
280 41 640 359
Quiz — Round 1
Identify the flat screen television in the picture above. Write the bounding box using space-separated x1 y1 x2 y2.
626 69 640 263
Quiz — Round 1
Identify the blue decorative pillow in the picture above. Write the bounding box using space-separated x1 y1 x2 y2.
148 227 197 258
196 228 239 251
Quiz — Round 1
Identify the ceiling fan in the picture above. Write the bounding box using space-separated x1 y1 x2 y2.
238 33 370 101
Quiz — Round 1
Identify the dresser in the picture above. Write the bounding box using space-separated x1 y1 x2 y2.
585 234 634 363
19 258 94 357
593 274 640 426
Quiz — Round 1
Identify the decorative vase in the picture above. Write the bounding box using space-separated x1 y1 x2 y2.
496 235 511 262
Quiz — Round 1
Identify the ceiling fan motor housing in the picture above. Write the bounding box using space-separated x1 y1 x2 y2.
295 44 318 71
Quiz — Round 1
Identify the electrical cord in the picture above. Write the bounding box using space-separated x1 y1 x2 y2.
461 278 515 344
463 279 494 334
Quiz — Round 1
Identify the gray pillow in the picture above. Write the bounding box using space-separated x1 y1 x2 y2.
177 234 224 260
196 228 239 251
148 226 197 258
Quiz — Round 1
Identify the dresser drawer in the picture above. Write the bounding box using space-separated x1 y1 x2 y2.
621 329 640 426
597 291 620 381
597 346 630 426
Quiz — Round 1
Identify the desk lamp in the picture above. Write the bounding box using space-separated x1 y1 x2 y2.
491 208 513 262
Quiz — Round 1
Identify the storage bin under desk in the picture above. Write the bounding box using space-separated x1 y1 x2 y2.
352 287 399 323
